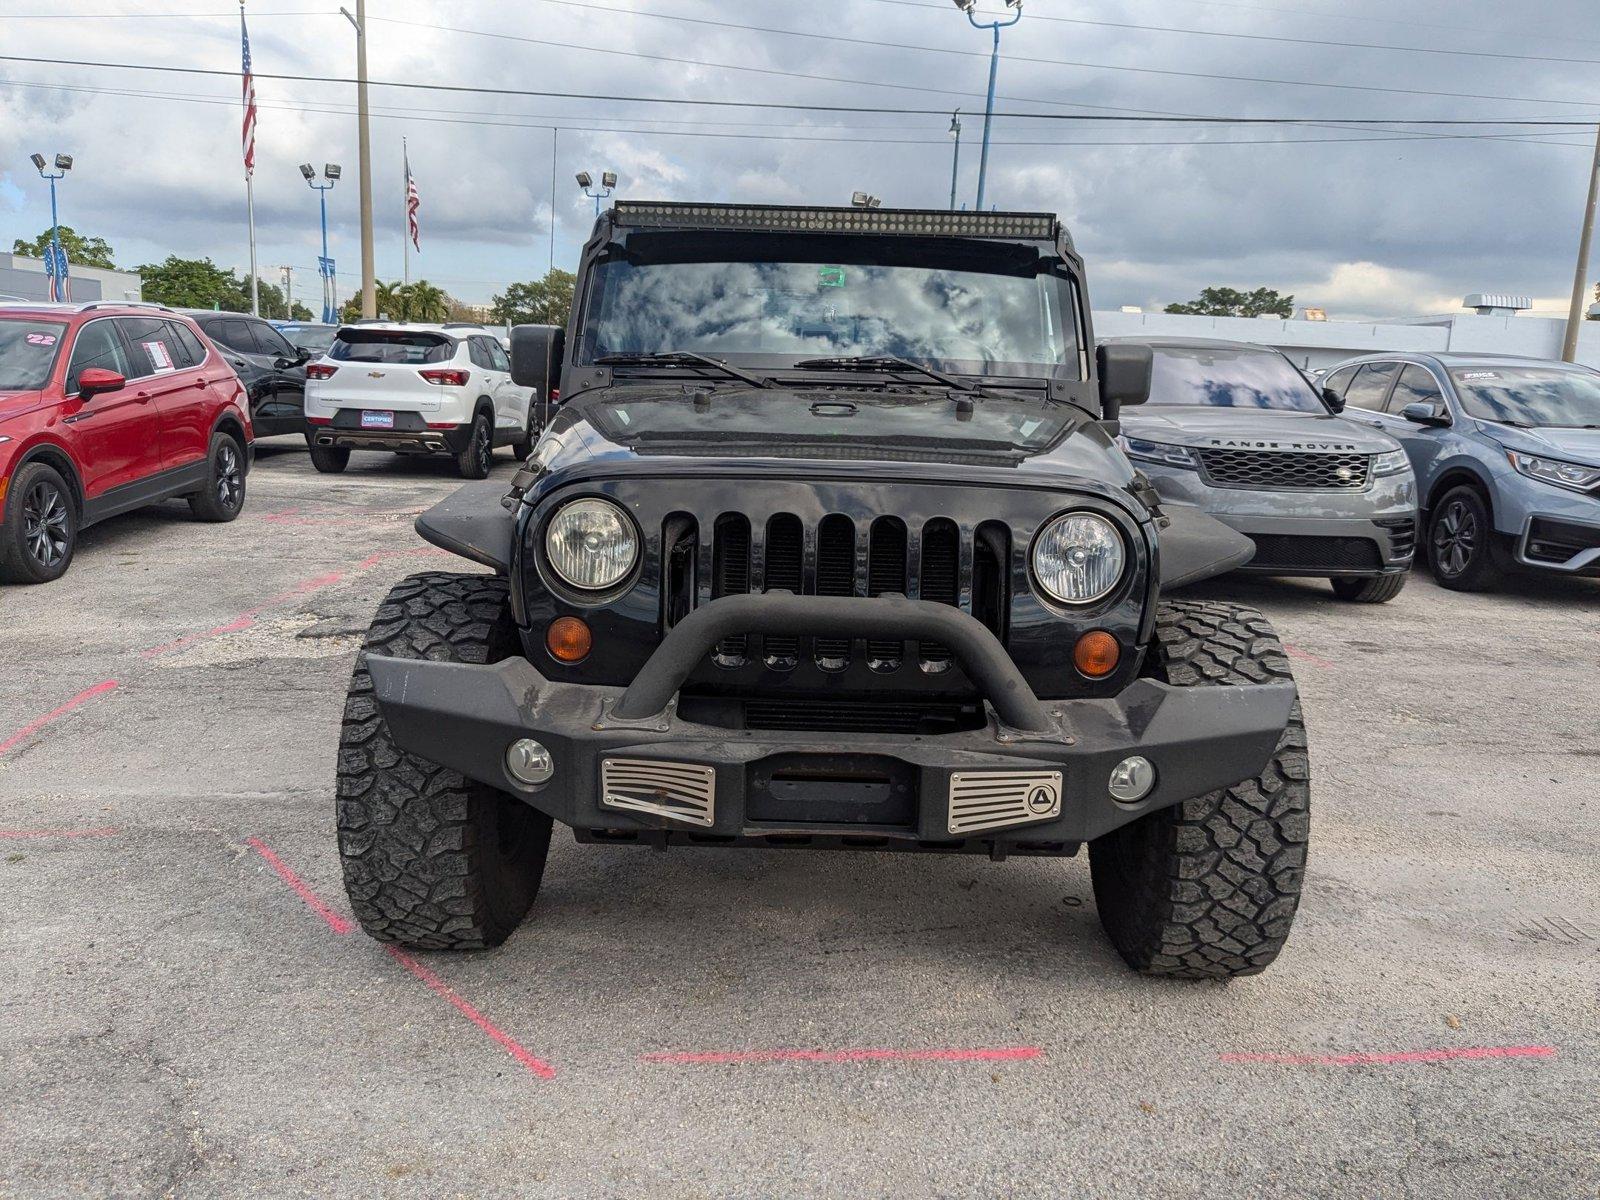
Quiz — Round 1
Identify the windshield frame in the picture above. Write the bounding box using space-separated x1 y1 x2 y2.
572 230 1086 388
0 316 71 392
1447 364 1600 429
1141 343 1330 414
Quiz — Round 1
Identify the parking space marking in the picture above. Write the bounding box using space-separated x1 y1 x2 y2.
0 827 120 840
1220 1045 1556 1067
642 1046 1044 1066
0 680 120 758
385 947 559 1081
1284 644 1335 669
246 837 354 935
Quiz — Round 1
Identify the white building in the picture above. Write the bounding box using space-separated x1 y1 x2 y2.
0 252 143 304
1094 295 1600 373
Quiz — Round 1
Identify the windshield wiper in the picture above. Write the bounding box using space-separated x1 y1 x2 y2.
595 351 774 389
792 355 981 394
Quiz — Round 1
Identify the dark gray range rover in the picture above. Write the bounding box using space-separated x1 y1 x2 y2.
335 203 1310 978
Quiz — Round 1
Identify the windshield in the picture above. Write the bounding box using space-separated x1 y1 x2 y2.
580 242 1079 381
0 319 68 391
328 330 454 364
1449 366 1600 427
1146 345 1326 413
284 325 337 353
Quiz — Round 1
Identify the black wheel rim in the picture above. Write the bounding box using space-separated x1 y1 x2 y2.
475 421 491 471
216 442 243 509
1432 499 1476 577
23 481 70 568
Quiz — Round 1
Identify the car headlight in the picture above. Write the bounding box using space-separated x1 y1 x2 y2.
1506 450 1600 494
545 497 639 590
1371 447 1412 477
1032 512 1126 605
1117 435 1197 469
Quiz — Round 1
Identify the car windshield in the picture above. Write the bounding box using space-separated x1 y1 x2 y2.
579 240 1080 382
1146 345 1325 413
0 319 69 390
284 325 337 353
1449 365 1600 427
328 330 454 364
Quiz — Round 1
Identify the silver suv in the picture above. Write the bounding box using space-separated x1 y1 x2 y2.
1107 337 1418 603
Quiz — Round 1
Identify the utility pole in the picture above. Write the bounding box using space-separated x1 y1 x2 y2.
1561 120 1600 363
342 2 376 319
948 110 962 211
279 265 294 318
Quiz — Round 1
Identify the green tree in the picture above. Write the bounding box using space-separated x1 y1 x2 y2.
490 269 576 328
1164 287 1294 319
137 256 249 311
404 279 449 322
13 225 118 270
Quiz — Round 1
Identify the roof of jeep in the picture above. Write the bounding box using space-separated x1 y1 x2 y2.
607 201 1064 242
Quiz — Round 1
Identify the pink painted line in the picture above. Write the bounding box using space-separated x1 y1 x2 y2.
352 546 453 572
0 826 120 840
642 1045 1044 1066
1285 644 1335 670
1220 1045 1556 1067
245 837 354 935
385 945 557 1080
0 680 120 757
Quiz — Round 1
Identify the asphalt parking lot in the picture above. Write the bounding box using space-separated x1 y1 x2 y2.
2 439 1597 1199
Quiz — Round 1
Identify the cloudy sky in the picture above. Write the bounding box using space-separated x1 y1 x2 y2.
1 0 1596 318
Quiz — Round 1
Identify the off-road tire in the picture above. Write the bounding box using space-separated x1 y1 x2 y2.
1089 600 1309 979
307 440 350 474
1329 572 1406 603
187 431 247 522
456 412 493 480
1428 486 1502 592
0 461 77 584
336 572 553 949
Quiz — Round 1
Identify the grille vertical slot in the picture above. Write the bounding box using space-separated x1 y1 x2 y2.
712 513 751 666
866 517 907 669
918 518 960 669
814 514 856 668
661 514 697 632
762 513 803 668
972 521 1010 644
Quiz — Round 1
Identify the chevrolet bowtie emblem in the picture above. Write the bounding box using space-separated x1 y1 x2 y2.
367 370 386 378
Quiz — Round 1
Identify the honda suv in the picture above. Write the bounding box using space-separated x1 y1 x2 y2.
0 302 252 584
303 324 541 478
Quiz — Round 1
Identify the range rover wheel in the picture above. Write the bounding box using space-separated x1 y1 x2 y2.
456 412 494 479
1329 573 1406 603
336 571 552 949
307 438 350 474
1089 600 1309 979
1428 486 1502 592
0 462 77 585
188 432 247 522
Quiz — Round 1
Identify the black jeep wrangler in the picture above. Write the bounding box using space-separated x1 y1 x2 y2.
336 203 1308 978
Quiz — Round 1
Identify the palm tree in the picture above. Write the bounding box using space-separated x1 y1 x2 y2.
374 279 408 321
405 279 448 323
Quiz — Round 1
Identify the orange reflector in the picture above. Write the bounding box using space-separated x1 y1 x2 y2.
1073 630 1120 678
546 616 592 663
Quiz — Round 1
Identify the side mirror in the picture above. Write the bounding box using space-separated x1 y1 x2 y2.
1401 400 1451 427
76 367 126 399
1096 343 1152 423
510 323 566 398
1321 386 1346 414
274 356 296 371
295 345 313 364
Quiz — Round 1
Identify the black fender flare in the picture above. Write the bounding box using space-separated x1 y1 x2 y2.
414 482 515 572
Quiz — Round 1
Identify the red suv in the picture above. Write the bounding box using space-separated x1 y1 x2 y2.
0 303 253 584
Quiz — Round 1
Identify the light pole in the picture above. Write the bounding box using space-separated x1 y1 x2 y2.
952 0 1022 211
947 110 962 211
576 170 617 216
301 162 341 323
29 152 73 302
1562 120 1600 362
851 191 883 209
339 3 375 319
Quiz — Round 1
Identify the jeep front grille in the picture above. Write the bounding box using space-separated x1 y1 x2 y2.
1197 448 1371 491
601 758 717 826
948 770 1062 834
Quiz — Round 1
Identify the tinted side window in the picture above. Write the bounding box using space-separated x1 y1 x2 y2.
216 319 257 354
117 316 182 378
170 322 208 367
1390 365 1444 414
66 320 132 394
252 321 296 360
487 340 512 372
1323 366 1358 397
1344 363 1400 411
468 338 493 370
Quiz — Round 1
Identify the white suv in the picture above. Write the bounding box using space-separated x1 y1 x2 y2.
303 324 538 477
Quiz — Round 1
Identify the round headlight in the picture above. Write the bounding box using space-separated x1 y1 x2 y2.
545 498 638 590
1032 512 1125 605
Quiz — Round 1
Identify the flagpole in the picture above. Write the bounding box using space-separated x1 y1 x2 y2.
402 137 410 289
241 0 259 316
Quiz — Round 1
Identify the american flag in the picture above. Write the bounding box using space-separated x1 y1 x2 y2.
240 3 257 178
405 143 421 252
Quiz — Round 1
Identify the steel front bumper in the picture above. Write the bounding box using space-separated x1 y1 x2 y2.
365 595 1296 847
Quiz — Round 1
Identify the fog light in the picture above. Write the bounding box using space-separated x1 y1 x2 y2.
506 739 555 787
1108 755 1155 803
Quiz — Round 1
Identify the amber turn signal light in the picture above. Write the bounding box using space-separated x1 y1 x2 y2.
546 616 592 663
1073 630 1120 678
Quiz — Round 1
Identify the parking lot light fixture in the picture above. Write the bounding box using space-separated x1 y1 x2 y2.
30 151 72 301
577 169 617 216
302 162 340 323
954 0 1024 210
299 162 316 181
948 110 963 210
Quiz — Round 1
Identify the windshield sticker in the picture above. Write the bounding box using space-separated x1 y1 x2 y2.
1460 371 1499 381
616 408 630 425
142 340 176 372
1019 419 1042 438
25 332 58 346
819 266 846 288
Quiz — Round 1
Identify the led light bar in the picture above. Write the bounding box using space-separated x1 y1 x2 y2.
612 202 1058 240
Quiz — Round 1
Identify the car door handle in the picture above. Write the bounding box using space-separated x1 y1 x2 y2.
135 390 154 403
